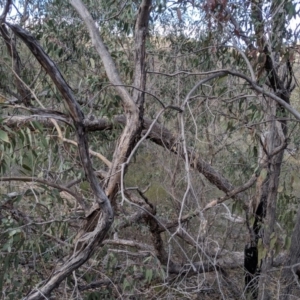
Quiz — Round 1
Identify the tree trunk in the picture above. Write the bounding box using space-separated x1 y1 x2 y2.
244 115 286 299
244 46 290 300
280 206 300 300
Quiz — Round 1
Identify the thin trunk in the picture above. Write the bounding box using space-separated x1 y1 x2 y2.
243 0 292 297
280 207 300 300
258 134 285 299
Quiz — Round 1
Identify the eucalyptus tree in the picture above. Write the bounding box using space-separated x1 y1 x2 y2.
0 0 300 299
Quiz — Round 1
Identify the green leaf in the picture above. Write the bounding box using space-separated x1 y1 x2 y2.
90 58 95 69
0 130 9 143
22 164 32 171
26 128 33 146
123 278 130 290
145 269 153 283
80 181 89 191
30 121 43 133
284 236 291 250
257 239 265 262
143 256 152 264
8 229 19 237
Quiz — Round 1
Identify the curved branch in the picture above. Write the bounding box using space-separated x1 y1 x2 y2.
5 20 113 300
69 0 135 112
5 22 111 205
0 177 89 211
149 69 300 120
